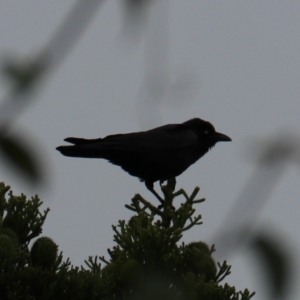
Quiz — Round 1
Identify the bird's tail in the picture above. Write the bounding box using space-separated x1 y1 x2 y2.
64 137 100 145
56 137 106 158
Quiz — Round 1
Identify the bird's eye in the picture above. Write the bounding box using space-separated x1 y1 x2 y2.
204 129 209 134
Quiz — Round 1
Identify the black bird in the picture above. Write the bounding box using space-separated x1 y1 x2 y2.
56 118 231 203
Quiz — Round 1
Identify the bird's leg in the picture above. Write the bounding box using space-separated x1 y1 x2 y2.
159 178 176 193
167 178 176 192
145 181 165 205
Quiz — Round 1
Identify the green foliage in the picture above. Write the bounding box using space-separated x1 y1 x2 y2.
1 184 49 245
0 181 255 300
0 182 103 300
30 237 58 270
97 179 254 300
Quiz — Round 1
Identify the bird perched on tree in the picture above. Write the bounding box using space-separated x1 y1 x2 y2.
56 118 231 203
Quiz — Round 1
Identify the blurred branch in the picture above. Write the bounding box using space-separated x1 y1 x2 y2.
0 0 106 128
136 0 199 129
250 230 293 300
213 132 300 259
0 0 106 183
120 0 152 42
210 132 300 299
137 0 170 129
42 0 106 69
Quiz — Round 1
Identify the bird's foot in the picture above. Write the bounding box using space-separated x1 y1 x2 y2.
145 180 177 210
145 181 165 206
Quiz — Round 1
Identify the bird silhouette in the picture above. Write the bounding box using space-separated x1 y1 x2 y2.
57 118 231 203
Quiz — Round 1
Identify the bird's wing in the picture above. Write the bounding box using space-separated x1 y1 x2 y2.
101 124 198 151
64 124 198 152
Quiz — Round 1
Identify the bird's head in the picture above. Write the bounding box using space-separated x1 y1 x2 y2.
184 118 231 149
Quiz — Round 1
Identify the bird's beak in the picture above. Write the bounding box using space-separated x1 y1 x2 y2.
213 131 232 142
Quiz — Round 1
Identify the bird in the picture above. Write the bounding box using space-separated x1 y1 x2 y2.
56 118 231 203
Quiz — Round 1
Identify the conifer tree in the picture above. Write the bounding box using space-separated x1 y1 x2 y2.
0 181 254 300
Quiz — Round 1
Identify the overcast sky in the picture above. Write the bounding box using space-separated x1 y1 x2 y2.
0 1 300 299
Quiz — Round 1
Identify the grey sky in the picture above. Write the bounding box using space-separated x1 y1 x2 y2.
0 1 299 299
